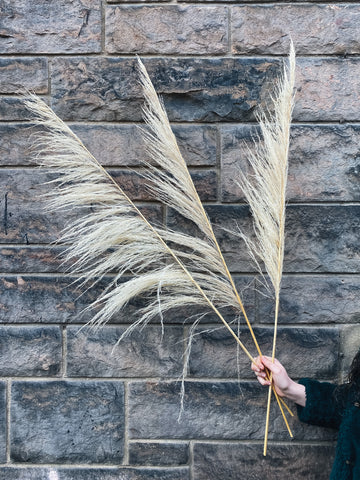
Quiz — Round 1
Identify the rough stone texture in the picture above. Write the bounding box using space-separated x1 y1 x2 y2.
129 442 189 466
295 58 360 122
0 169 63 244
0 274 214 324
129 381 336 441
258 275 360 326
0 170 162 243
67 326 184 377
0 246 65 273
111 169 217 202
0 468 190 480
221 124 360 202
0 97 35 121
193 443 335 480
11 381 125 463
0 383 6 464
202 205 360 273
0 124 38 166
106 6 228 54
0 58 48 93
189 327 339 379
0 276 93 324
231 4 360 55
72 124 217 167
0 326 61 376
0 0 101 54
51 57 281 122
1 2 360 478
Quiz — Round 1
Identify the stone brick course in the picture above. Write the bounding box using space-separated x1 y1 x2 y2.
1 1 359 478
231 4 360 55
106 6 228 54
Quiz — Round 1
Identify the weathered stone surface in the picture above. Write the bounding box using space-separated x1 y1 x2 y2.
0 276 92 324
189 327 339 380
0 97 35 121
232 4 360 55
0 246 65 273
67 326 184 377
51 57 360 123
129 442 189 466
167 205 255 273
0 275 198 325
72 124 217 167
111 169 217 202
0 169 162 243
0 468 189 480
201 205 360 273
295 58 360 122
129 381 336 441
0 58 47 93
106 6 227 54
0 383 6 463
258 275 360 326
221 124 360 202
0 326 61 376
193 443 334 480
0 0 101 54
0 169 63 244
51 57 281 122
0 124 36 166
284 205 360 273
11 381 125 463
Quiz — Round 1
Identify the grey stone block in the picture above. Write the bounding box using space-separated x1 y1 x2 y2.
231 4 360 55
295 58 360 122
109 169 217 202
258 275 360 325
51 57 281 122
67 326 184 378
106 5 228 54
189 326 339 380
0 167 162 243
0 276 91 324
0 0 101 54
129 442 189 466
0 246 65 273
71 124 217 167
0 58 48 94
193 442 335 480
201 205 360 273
221 124 360 202
11 381 125 463
0 98 35 121
0 326 61 376
129 381 336 441
0 468 190 480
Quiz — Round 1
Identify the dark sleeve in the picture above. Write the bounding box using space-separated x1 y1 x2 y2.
296 378 345 430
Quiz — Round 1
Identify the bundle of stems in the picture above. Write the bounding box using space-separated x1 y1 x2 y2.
25 54 293 445
238 43 296 455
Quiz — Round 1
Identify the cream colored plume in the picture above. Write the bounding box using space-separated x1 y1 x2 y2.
137 58 265 360
237 43 296 455
24 92 256 365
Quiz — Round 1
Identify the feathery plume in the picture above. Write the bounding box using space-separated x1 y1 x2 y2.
24 93 256 366
237 42 296 455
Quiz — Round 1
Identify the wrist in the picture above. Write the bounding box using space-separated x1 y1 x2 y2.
283 380 306 407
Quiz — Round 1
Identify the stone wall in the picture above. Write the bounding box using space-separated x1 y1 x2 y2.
1 1 360 479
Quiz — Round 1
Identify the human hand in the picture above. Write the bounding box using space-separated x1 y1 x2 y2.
251 356 306 406
251 356 293 397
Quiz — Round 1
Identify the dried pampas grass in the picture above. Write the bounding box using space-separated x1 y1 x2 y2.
237 42 296 455
24 50 295 444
